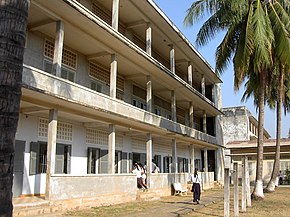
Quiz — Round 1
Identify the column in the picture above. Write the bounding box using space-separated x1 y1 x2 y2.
108 124 116 174
146 133 153 186
201 74 205 96
45 109 58 200
190 144 195 173
212 84 216 103
189 102 194 128
172 139 177 173
53 21 64 77
170 44 175 74
233 162 239 217
241 156 246 212
146 23 152 56
245 156 251 207
112 0 119 30
110 54 117 98
215 147 224 182
146 75 152 113
187 62 193 86
204 148 208 172
171 90 176 122
224 168 230 217
204 148 208 188
203 110 207 133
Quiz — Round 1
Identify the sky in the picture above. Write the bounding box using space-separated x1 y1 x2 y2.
154 0 290 139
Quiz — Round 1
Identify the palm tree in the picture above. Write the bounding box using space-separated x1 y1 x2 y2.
184 0 290 199
0 0 30 216
264 63 289 192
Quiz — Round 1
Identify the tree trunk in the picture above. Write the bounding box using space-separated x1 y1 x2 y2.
0 1 29 216
252 71 265 200
265 72 283 192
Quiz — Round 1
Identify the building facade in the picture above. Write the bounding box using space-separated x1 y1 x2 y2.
222 106 290 183
222 106 270 146
13 0 224 206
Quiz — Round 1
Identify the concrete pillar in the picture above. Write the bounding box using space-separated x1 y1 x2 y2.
110 54 117 98
146 133 153 185
224 168 230 217
146 23 152 56
172 139 177 173
187 62 193 86
190 144 195 173
204 148 208 188
45 109 58 200
146 75 152 113
233 163 239 217
112 0 119 30
170 44 175 74
203 110 207 134
108 124 116 174
201 74 205 96
53 20 64 77
189 102 194 128
245 156 251 207
215 147 224 182
204 148 208 172
171 90 176 122
241 157 246 212
212 85 216 103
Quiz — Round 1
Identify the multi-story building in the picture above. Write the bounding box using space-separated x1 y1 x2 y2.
222 106 270 146
222 106 290 183
13 0 224 207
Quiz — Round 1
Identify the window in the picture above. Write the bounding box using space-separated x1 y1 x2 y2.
44 39 77 70
30 142 71 175
90 80 102 93
178 157 188 173
132 98 147 111
194 159 201 171
154 155 162 172
163 156 172 173
43 60 75 82
87 147 100 174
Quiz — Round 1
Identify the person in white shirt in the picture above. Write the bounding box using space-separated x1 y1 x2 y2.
131 162 147 190
190 168 201 204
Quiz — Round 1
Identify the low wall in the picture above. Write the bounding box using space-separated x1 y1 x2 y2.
149 172 214 196
49 174 137 208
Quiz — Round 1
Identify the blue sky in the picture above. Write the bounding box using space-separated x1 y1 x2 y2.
154 0 290 138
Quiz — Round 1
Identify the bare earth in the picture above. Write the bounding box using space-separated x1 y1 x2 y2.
64 187 290 217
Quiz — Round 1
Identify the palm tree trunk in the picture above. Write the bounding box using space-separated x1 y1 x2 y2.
265 72 283 192
252 71 265 199
0 1 29 216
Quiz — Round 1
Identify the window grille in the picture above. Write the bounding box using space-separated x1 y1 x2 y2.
92 3 111 25
132 138 145 150
89 62 110 84
44 39 77 69
86 128 108 145
38 118 72 141
133 34 146 51
90 61 124 91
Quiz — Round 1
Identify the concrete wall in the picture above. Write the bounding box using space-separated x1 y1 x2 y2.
222 107 249 145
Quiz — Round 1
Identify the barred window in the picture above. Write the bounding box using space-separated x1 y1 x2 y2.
89 61 124 91
38 118 73 141
86 128 108 145
44 39 77 69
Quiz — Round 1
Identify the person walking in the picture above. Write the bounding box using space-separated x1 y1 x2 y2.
191 168 201 204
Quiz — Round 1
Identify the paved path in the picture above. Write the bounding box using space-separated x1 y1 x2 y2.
119 189 224 217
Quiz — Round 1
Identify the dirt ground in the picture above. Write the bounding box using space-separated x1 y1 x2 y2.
64 187 290 217
185 186 290 217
